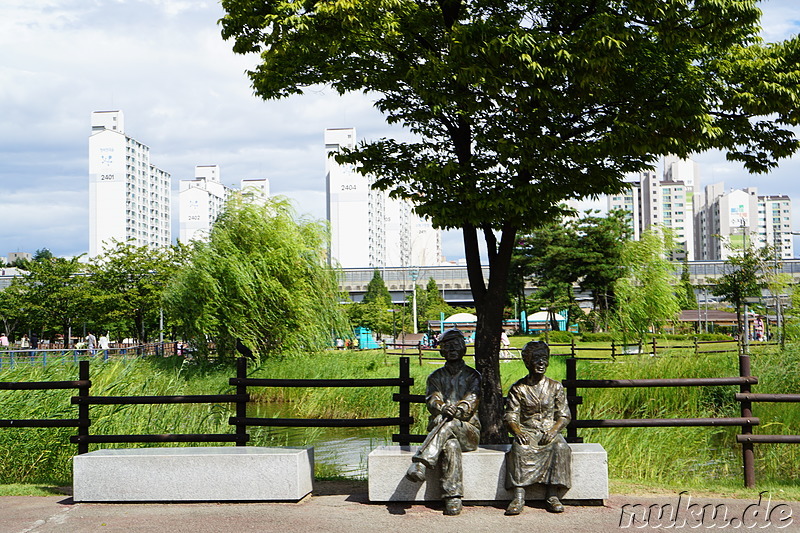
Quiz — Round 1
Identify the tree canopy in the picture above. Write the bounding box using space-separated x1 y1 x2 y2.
9 255 91 344
221 0 800 441
711 241 773 340
362 270 392 307
347 271 395 336
513 209 629 332
88 240 186 343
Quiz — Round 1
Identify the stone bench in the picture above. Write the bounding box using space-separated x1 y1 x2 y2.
368 443 607 503
73 446 314 502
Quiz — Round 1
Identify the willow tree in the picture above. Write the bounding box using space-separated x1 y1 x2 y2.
613 229 681 341
164 195 349 358
221 0 800 441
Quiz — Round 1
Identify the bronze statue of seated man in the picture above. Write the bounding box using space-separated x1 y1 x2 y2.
405 329 480 516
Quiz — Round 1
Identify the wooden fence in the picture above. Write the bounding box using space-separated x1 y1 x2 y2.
385 337 752 364
563 353 797 488
0 353 796 487
0 357 418 454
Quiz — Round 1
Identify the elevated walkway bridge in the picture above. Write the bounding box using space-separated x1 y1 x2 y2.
339 260 800 306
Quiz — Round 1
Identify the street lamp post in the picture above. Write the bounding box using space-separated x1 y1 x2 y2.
410 269 419 334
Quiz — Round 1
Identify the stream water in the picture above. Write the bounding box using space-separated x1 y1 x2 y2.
247 403 394 479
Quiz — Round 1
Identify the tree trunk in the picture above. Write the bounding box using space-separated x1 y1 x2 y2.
463 223 517 444
549 309 561 331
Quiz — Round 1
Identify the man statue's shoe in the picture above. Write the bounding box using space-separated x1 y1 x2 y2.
545 495 565 513
443 497 462 516
505 497 525 515
405 462 426 482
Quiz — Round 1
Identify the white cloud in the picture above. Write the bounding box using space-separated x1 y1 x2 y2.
1 0 799 261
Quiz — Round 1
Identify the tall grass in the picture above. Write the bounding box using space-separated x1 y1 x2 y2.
575 343 800 490
0 358 232 484
0 343 797 492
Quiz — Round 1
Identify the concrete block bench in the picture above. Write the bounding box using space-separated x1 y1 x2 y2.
73 446 314 502
368 443 607 503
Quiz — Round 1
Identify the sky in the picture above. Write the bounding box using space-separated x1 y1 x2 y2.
1 0 799 262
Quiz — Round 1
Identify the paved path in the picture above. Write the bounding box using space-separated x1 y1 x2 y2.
2 482 796 533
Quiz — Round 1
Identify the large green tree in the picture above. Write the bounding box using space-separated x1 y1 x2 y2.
10 256 91 344
164 195 349 358
347 270 395 336
514 217 581 331
221 0 800 441
514 210 629 332
0 282 27 339
88 240 186 343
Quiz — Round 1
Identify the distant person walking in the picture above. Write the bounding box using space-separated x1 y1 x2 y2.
99 333 110 357
501 330 511 358
30 333 39 360
86 332 97 356
0 333 8 348
20 334 31 357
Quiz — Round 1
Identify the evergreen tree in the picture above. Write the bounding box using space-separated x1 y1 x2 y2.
362 270 392 306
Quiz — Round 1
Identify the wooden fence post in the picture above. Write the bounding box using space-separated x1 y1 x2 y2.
611 340 616 359
739 354 756 488
399 357 411 445
77 360 90 455
565 357 582 443
651 337 657 357
570 337 576 358
236 357 248 446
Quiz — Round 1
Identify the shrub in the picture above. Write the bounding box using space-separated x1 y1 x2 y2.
545 331 574 343
580 332 616 342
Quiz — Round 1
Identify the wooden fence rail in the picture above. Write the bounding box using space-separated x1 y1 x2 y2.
1 351 796 488
69 361 249 454
563 353 798 488
0 377 88 430
228 357 416 440
384 337 746 364
0 357 420 454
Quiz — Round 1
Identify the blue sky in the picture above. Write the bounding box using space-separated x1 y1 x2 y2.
1 0 799 262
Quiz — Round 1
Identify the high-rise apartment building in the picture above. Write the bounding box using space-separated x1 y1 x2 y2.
240 178 270 202
179 168 271 243
695 184 793 260
325 128 441 268
608 155 793 260
608 156 698 260
88 111 171 256
178 165 231 243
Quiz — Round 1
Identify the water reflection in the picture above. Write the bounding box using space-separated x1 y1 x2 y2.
247 403 393 479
